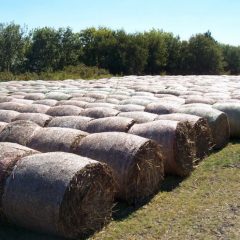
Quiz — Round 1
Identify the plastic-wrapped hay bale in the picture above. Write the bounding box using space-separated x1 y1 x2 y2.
145 101 182 115
0 142 39 218
12 113 52 127
0 110 20 123
213 102 240 138
56 100 88 108
0 102 27 112
156 113 213 160
177 106 230 149
75 132 164 204
118 111 158 123
115 104 145 112
0 120 41 146
0 122 7 132
129 120 195 176
46 105 83 117
19 104 50 114
2 152 115 238
80 107 120 119
10 98 34 105
47 116 92 131
86 117 135 133
33 99 58 106
28 127 88 152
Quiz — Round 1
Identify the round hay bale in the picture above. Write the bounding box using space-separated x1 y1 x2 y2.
156 113 213 160
46 105 83 117
0 96 13 103
24 93 46 100
86 117 135 133
129 120 195 176
118 111 158 123
33 99 58 106
10 98 34 105
145 102 180 115
185 96 216 105
0 110 20 123
85 102 117 109
177 106 230 149
119 99 152 106
56 100 88 108
18 104 50 114
71 97 96 103
80 107 120 119
115 104 145 112
47 116 92 131
12 113 52 127
45 92 71 101
0 142 39 218
75 132 164 204
27 127 88 153
0 102 27 112
213 102 240 138
2 152 115 238
0 120 41 146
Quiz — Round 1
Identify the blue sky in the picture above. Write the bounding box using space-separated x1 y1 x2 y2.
1 0 239 45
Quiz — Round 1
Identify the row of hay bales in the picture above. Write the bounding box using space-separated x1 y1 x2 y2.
0 75 240 238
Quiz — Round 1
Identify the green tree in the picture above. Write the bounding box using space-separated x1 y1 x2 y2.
187 32 224 74
144 30 168 74
221 44 240 74
0 23 28 72
27 27 61 72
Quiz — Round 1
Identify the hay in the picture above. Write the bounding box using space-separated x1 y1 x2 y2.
118 112 158 123
75 132 164 204
24 93 46 100
12 113 52 127
86 117 135 133
129 120 195 176
119 99 152 106
0 142 39 218
156 113 213 161
45 92 71 101
145 102 180 115
46 105 83 116
80 107 120 119
33 99 58 106
47 116 92 131
0 110 20 123
56 100 88 108
0 120 41 146
18 104 50 114
2 152 115 238
27 127 88 152
177 106 230 149
115 104 145 112
0 102 27 112
213 102 240 138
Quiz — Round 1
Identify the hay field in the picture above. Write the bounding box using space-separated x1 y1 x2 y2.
0 75 239 239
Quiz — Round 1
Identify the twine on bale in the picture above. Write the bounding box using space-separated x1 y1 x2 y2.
2 152 116 239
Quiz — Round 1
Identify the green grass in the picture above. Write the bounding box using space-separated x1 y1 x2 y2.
0 141 239 240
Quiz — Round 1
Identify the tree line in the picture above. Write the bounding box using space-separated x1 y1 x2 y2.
0 22 239 76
